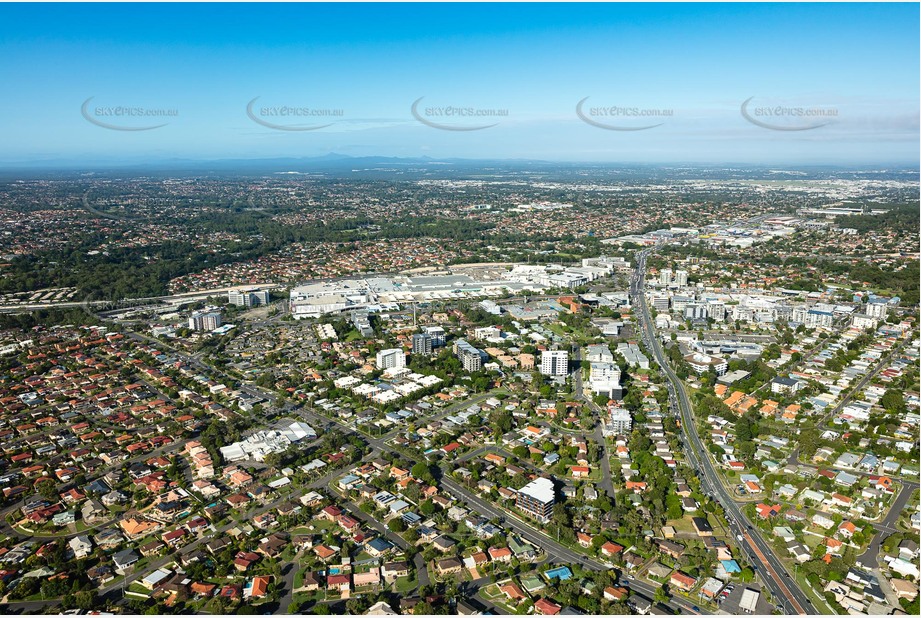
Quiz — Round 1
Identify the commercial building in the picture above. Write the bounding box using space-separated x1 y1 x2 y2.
739 588 760 613
228 289 270 307
376 349 406 371
189 311 221 332
650 294 670 311
219 421 316 463
479 300 502 315
541 350 569 377
516 477 555 523
290 272 550 318
290 280 371 318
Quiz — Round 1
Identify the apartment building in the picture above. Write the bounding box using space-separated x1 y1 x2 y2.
516 477 555 523
376 349 406 371
454 339 486 372
412 333 433 356
189 311 221 332
541 350 569 377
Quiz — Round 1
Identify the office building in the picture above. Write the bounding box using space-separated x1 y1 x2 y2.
516 477 555 523
412 333 433 356
650 294 670 311
671 295 694 313
376 349 406 371
541 350 569 377
189 311 221 332
228 289 270 307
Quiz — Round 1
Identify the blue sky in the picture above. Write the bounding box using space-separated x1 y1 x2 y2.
0 2 917 166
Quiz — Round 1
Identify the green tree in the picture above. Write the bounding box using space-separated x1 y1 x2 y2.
388 518 407 533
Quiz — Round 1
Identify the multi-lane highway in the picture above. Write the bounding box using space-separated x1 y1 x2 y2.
630 248 815 615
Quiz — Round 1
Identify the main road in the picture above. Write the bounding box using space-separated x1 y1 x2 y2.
631 248 814 615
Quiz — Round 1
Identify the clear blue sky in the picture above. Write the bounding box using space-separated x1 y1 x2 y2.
0 2 917 166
